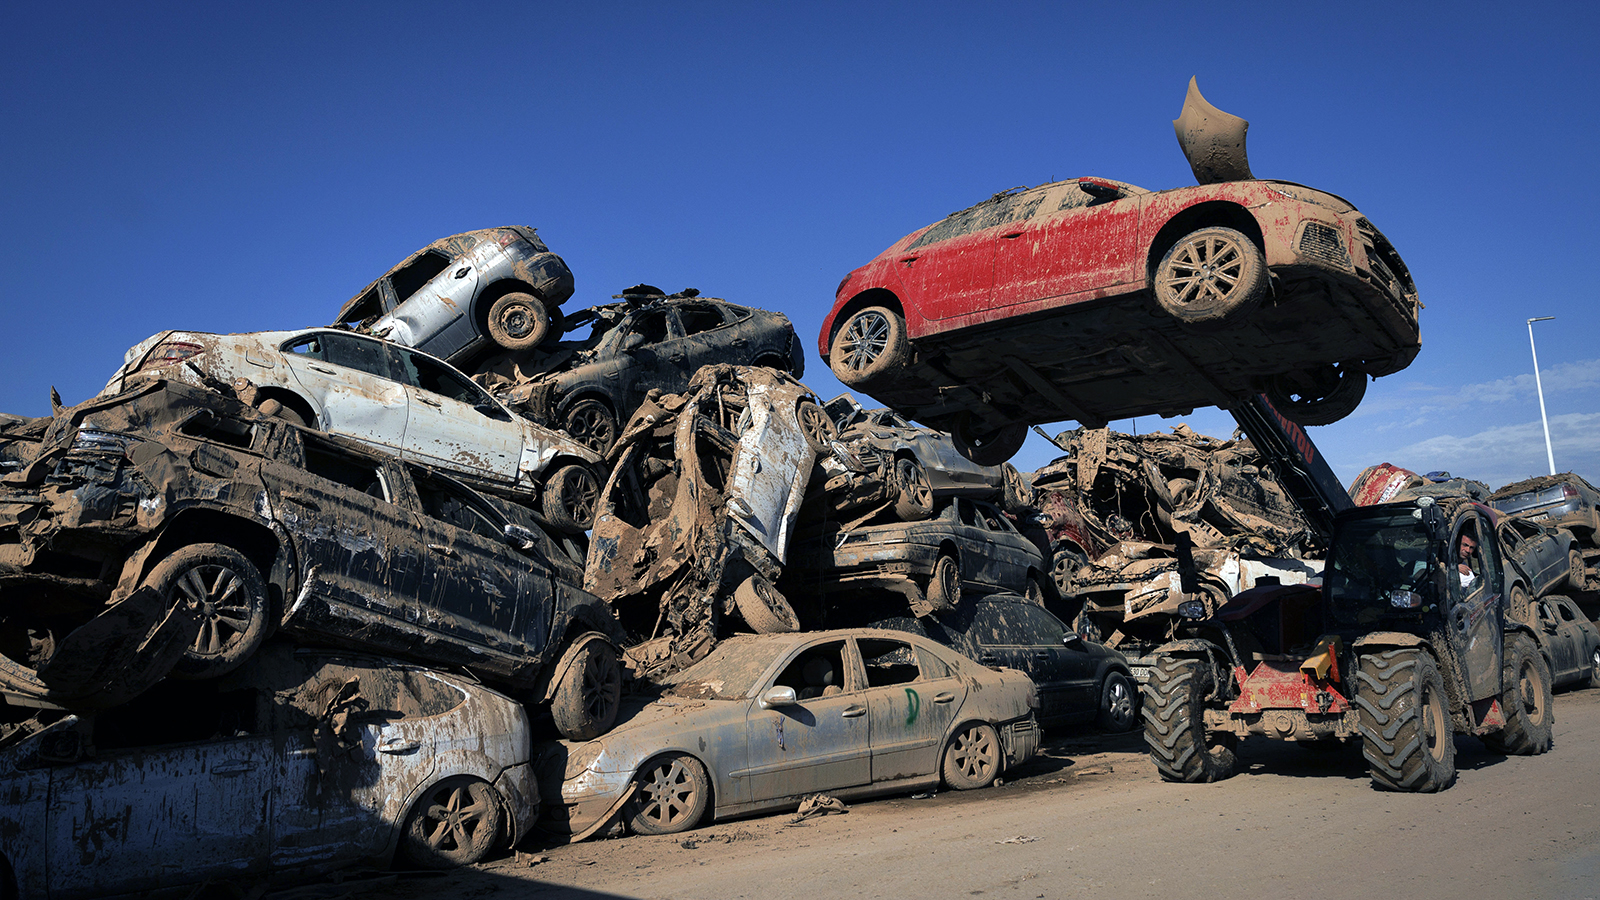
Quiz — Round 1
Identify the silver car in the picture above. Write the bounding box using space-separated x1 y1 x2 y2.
542 629 1039 838
102 327 603 531
333 226 575 365
0 648 537 897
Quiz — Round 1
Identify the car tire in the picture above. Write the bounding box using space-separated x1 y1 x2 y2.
1508 583 1532 626
796 399 835 455
542 463 600 534
1143 655 1237 783
1000 463 1033 514
399 776 504 868
1263 362 1368 427
1051 546 1088 599
1096 671 1137 733
942 722 1002 790
893 457 935 521
1153 225 1268 329
550 638 623 741
829 305 909 387
1024 573 1048 606
925 555 961 614
1569 548 1587 591
1354 648 1455 791
626 753 711 836
1589 645 1600 690
486 292 551 352
732 575 800 634
143 543 271 681
951 416 1028 467
563 399 619 456
1481 633 1553 756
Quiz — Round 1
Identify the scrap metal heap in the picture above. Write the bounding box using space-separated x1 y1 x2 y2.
1033 424 1324 658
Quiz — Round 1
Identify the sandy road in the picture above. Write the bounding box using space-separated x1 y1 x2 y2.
386 688 1600 900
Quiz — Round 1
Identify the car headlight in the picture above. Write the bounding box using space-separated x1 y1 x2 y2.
564 741 605 779
1177 599 1209 619
1388 589 1423 609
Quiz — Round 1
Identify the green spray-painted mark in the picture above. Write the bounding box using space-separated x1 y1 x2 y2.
904 687 921 725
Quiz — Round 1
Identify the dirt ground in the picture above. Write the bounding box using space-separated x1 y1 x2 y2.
335 689 1600 900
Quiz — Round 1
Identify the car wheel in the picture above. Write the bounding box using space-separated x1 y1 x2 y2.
626 753 711 835
485 292 551 352
1589 645 1600 690
254 396 312 429
1024 573 1048 606
1051 546 1088 599
1263 362 1368 427
1481 633 1553 756
542 463 600 534
951 416 1028 467
1153 225 1268 329
829 305 909 386
893 457 935 521
1000 463 1033 514
942 722 1002 790
551 639 623 741
564 398 618 455
732 575 800 633
1096 671 1137 733
1569 548 1587 591
1508 583 1532 626
925 554 961 613
143 544 270 681
796 399 835 455
400 776 504 869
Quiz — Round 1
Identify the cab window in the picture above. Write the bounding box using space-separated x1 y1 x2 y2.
413 470 505 541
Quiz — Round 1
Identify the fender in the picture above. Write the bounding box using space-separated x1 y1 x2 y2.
1352 631 1431 652
536 631 618 703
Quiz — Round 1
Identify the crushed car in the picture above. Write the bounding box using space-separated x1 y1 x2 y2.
474 286 805 454
1031 423 1323 674
0 380 625 740
1532 594 1600 690
585 365 832 680
1489 472 1600 603
100 326 604 532
819 79 1419 463
536 629 1039 838
333 226 575 365
0 646 536 897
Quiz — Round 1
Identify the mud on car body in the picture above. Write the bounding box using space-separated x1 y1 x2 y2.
101 325 604 534
0 381 625 740
480 286 806 454
0 647 537 898
538 629 1039 838
1490 473 1600 599
333 226 575 367
819 80 1419 464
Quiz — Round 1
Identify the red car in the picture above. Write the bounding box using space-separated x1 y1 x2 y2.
819 82 1420 465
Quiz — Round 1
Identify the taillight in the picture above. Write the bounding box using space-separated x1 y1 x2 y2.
1563 484 1579 499
138 341 205 370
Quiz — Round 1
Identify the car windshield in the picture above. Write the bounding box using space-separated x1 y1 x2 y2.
658 639 780 700
1324 508 1435 623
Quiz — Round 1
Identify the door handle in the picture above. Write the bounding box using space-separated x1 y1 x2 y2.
454 267 470 278
283 495 320 511
308 364 337 375
428 543 458 558
288 747 317 759
899 255 920 265
841 705 866 718
1001 231 1024 239
979 654 998 665
416 394 442 408
212 761 255 776
933 692 955 704
378 739 421 755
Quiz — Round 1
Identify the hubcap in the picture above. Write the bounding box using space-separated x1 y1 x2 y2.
840 312 890 371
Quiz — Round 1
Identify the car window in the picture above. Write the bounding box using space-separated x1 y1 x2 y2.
908 190 1049 250
391 346 495 407
287 332 394 380
389 249 451 303
678 304 728 336
627 310 671 345
957 499 982 527
858 638 923 687
413 470 506 541
974 502 1010 532
1013 603 1070 644
337 284 387 325
1556 599 1577 622
967 602 1012 646
285 662 467 726
178 409 258 452
774 640 851 699
723 304 752 323
303 440 393 501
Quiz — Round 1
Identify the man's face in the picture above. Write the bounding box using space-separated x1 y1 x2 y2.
1459 535 1478 558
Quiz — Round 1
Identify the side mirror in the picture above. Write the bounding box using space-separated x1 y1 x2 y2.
622 333 648 352
758 686 798 709
503 523 540 551
1062 633 1085 648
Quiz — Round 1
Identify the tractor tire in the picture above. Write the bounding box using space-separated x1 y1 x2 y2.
1352 649 1455 792
1141 656 1236 783
1481 633 1553 756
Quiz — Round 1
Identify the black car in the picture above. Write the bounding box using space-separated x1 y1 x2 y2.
0 381 624 740
878 594 1137 733
1533 594 1600 690
485 287 805 453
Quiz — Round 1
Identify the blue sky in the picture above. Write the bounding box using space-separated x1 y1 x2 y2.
3 2 1596 490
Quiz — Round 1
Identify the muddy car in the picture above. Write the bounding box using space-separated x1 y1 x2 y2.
479 287 806 454
0 647 536 897
0 381 624 739
1533 594 1600 690
585 365 831 679
539 629 1039 838
787 497 1050 620
333 226 575 366
1490 473 1600 596
819 80 1419 463
1031 424 1322 670
101 326 603 532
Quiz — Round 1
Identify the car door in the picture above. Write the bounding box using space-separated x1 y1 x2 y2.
46 734 276 899
669 302 736 374
279 331 410 454
973 500 1038 592
859 636 964 782
1446 512 1505 703
901 195 1029 323
991 182 1143 310
386 247 482 360
741 639 872 803
952 499 1000 587
1499 518 1564 598
1533 598 1584 684
387 344 524 487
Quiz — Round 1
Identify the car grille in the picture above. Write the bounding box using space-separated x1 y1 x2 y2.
1355 217 1411 297
1298 222 1350 268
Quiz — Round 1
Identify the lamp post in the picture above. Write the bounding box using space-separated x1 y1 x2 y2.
1527 316 1556 475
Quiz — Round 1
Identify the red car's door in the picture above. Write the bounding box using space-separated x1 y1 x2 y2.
906 190 1053 323
991 182 1143 311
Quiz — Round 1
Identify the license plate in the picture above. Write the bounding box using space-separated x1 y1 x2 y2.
1131 666 1152 682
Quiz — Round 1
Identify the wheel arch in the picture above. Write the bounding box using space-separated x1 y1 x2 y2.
825 289 905 360
474 278 549 336
145 510 291 618
1145 202 1267 285
1152 638 1230 693
553 389 617 422
251 386 317 428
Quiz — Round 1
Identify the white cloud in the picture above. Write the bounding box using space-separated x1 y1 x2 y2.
1355 359 1600 423
1335 412 1600 489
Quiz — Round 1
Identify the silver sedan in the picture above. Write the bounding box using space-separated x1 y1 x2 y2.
543 629 1040 837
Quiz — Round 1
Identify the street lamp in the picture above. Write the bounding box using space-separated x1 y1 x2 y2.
1527 316 1556 475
